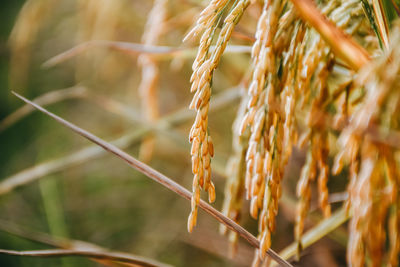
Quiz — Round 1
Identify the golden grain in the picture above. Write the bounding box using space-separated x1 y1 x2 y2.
337 24 400 266
187 0 250 232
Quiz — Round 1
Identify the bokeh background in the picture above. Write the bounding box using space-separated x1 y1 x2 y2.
0 1 349 266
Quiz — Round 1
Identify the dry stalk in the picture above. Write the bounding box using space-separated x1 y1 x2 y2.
0 249 170 267
42 41 252 68
12 92 293 267
0 86 87 132
0 217 168 267
0 87 241 196
371 0 390 49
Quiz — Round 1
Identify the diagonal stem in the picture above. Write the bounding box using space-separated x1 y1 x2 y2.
0 86 87 132
0 87 240 195
0 248 170 267
275 207 349 264
0 218 160 267
372 0 390 49
12 92 293 267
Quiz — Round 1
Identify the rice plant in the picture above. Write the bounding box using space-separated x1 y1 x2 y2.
1 0 400 266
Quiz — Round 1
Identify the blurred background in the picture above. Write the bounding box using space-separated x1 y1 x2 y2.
0 1 348 266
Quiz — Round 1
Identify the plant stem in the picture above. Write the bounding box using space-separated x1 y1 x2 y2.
372 0 390 49
12 91 293 267
272 207 349 266
0 249 171 267
0 87 241 195
0 86 87 132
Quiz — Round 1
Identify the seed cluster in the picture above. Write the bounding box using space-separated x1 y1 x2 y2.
338 25 400 266
188 0 400 265
239 1 287 260
186 0 250 232
9 0 400 265
294 33 333 254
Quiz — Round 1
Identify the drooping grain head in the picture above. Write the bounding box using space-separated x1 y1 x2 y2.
187 0 250 232
338 22 400 267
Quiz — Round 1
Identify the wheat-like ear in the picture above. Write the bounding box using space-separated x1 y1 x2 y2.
337 23 400 266
219 0 389 264
186 0 250 232
12 91 292 267
9 0 400 265
240 1 287 261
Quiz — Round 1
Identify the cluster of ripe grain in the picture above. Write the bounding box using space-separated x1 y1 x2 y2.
293 31 333 254
241 1 372 261
337 25 400 266
186 0 250 232
137 0 168 163
188 0 400 266
239 0 288 261
293 2 367 247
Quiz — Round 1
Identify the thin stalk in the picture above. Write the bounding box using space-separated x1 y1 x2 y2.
360 0 385 49
390 0 400 17
42 41 251 68
0 218 167 267
0 249 171 267
12 91 293 267
280 194 348 247
372 0 390 49
272 207 349 266
0 86 87 132
0 87 241 195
